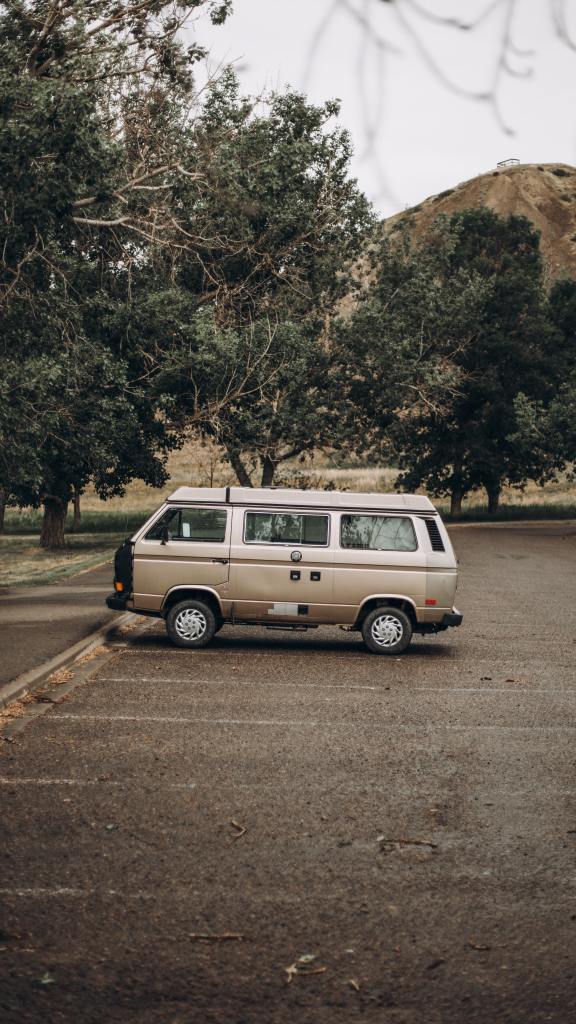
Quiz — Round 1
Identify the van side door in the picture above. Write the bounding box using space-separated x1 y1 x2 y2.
229 507 334 623
132 505 231 612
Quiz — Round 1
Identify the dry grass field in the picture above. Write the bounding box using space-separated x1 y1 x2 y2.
76 440 576 515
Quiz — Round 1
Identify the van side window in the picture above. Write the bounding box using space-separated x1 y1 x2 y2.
244 512 329 546
145 507 227 542
340 514 417 552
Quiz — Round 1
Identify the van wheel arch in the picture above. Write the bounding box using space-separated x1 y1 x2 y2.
355 597 417 630
162 588 223 627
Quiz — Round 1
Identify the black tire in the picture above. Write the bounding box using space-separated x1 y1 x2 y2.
361 606 412 655
165 599 216 649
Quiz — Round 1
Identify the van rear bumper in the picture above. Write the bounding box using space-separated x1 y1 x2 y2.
417 607 463 634
106 592 129 611
441 607 463 628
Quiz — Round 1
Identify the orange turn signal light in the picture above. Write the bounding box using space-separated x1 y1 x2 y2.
425 598 437 606
114 581 124 592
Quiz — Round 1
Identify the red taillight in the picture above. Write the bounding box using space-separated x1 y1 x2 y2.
425 598 437 606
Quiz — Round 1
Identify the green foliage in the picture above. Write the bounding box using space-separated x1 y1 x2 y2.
165 72 373 320
509 276 576 468
153 310 339 486
399 214 559 512
0 0 372 534
334 221 490 461
133 76 373 486
345 209 565 514
0 1 230 545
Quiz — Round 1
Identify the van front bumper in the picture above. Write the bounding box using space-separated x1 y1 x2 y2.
106 592 129 611
441 607 463 628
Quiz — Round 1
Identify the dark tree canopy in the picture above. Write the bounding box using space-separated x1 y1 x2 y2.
394 210 561 513
0 0 231 544
0 0 372 538
341 208 564 515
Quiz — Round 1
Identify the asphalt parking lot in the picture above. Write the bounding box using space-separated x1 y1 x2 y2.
1 522 575 1023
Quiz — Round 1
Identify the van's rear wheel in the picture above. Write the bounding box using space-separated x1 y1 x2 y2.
166 599 216 649
362 606 412 655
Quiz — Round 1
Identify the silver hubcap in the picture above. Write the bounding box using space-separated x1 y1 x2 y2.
174 608 207 641
371 614 404 648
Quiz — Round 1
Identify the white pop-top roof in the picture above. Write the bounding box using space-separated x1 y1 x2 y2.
166 486 436 513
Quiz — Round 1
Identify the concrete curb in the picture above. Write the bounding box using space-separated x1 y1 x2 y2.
0 612 137 710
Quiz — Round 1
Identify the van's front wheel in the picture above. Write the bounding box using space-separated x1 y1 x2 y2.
166 599 216 649
362 607 412 655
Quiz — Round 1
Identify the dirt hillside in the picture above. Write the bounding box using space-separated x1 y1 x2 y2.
384 162 576 279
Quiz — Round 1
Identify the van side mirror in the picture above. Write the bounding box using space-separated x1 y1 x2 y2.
160 526 169 545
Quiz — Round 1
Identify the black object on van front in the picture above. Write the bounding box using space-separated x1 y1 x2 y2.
105 538 133 611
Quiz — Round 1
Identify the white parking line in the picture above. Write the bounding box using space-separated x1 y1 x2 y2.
0 888 156 899
0 887 575 906
0 778 575 796
100 677 576 695
0 778 124 786
0 778 196 789
50 714 319 725
98 677 576 696
98 677 378 691
39 714 576 731
416 688 576 695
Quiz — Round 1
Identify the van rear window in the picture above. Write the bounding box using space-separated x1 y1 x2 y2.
340 514 417 552
244 512 329 546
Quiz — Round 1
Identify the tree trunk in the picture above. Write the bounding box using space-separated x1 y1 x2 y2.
450 457 464 518
260 455 276 488
486 482 501 516
40 496 68 549
226 448 253 488
0 487 6 535
71 487 82 532
450 487 463 518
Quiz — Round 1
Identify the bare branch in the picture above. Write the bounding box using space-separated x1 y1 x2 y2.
72 215 130 227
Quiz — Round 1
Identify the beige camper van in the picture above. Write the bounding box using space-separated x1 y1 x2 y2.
106 486 462 655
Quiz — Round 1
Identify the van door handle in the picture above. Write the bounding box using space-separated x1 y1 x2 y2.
210 558 229 564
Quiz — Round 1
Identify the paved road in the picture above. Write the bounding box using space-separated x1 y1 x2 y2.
0 563 114 687
1 523 575 1023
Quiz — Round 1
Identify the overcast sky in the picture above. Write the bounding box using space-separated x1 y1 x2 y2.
197 0 576 216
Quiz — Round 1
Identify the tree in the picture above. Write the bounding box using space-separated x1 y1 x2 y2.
0 0 230 546
384 209 559 515
0 1 231 301
174 76 372 321
509 276 576 472
547 277 576 465
0 280 176 546
1 0 373 534
136 78 373 486
333 222 489 493
153 311 341 487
